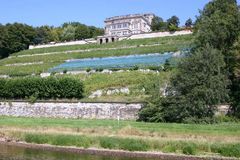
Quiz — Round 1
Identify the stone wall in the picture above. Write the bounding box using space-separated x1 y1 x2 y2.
0 102 142 120
127 30 192 40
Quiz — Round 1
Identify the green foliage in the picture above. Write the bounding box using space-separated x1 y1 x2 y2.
185 18 193 28
168 24 178 32
230 37 240 118
60 25 76 41
0 76 84 99
140 0 240 123
0 22 104 59
194 0 240 119
75 24 90 40
167 16 180 29
25 133 92 149
95 68 103 72
0 23 36 58
139 45 229 123
194 0 240 52
212 143 240 158
182 143 197 155
20 131 240 157
151 16 167 31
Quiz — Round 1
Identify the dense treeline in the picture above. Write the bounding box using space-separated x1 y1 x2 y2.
151 15 193 32
0 76 84 99
139 0 240 123
0 22 104 58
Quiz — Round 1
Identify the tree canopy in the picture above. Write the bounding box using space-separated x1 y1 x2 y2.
139 0 240 123
0 22 104 58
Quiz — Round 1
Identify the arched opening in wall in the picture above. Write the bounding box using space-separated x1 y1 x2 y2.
106 38 109 43
100 39 103 44
111 37 115 42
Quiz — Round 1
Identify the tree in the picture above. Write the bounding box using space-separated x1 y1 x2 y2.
194 0 240 53
151 16 166 31
167 16 180 30
139 45 229 123
0 24 10 58
89 26 104 38
60 25 76 41
194 0 240 118
229 37 240 118
34 26 53 44
75 24 90 40
5 23 36 54
185 18 193 28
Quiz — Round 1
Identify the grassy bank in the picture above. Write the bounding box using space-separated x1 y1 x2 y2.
0 116 240 158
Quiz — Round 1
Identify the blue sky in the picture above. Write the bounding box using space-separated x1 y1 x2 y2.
0 0 238 28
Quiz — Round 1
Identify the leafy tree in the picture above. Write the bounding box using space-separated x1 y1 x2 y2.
151 16 166 31
75 24 90 40
0 24 10 58
139 45 229 123
5 23 36 54
194 0 240 53
185 18 193 28
89 26 104 38
229 37 240 118
167 16 180 30
194 0 240 118
60 25 76 41
34 26 54 44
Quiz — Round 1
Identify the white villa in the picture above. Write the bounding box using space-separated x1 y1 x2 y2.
97 13 155 44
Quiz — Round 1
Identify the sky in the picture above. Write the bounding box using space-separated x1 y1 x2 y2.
0 0 238 28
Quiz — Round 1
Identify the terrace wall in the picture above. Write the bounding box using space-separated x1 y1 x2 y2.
0 102 142 120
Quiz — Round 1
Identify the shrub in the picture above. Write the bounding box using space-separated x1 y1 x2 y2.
63 70 68 74
0 76 84 100
131 66 139 71
212 144 240 158
96 68 103 72
182 144 197 155
86 68 91 72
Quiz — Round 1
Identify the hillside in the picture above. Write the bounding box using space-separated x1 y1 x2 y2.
0 35 193 102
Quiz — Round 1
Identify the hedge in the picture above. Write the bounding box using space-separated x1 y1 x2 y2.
0 76 84 99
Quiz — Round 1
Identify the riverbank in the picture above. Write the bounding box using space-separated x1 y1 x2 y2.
0 116 240 158
0 141 236 160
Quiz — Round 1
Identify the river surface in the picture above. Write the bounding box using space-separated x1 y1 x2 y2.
0 144 159 160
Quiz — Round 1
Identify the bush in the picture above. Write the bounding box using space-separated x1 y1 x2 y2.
182 144 197 155
130 66 139 71
212 144 240 158
86 68 91 72
63 70 68 74
0 76 84 100
96 68 103 72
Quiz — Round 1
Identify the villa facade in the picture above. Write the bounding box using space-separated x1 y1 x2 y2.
98 13 155 44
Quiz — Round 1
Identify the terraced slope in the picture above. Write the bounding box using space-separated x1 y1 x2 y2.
0 35 193 77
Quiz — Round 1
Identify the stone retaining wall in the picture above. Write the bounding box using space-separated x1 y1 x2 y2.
0 102 142 120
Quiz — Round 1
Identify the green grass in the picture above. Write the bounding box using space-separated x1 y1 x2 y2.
1 116 239 136
18 132 240 157
1 116 240 157
14 35 193 56
0 35 192 76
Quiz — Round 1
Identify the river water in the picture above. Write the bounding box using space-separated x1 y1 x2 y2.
0 144 160 160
